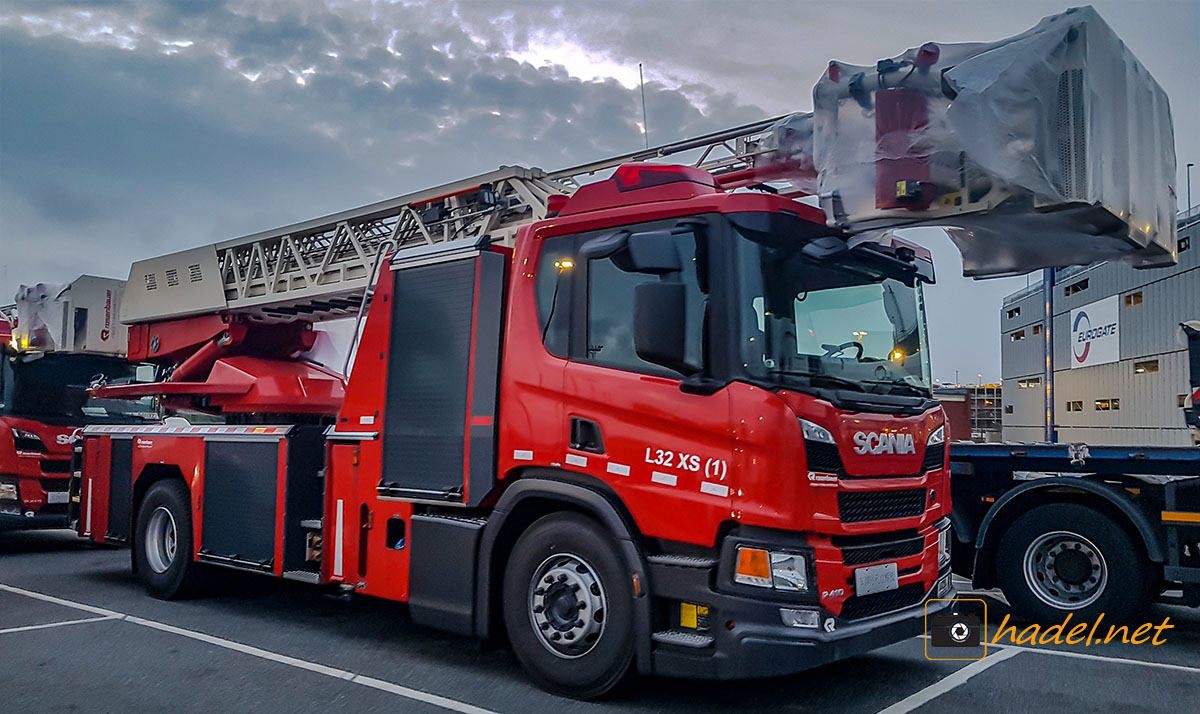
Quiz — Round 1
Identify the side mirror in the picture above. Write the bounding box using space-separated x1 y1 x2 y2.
633 282 694 375
580 229 682 274
625 231 682 274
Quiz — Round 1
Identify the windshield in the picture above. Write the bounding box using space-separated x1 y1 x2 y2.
0 352 160 425
734 231 932 397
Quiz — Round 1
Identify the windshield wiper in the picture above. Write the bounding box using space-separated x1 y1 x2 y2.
863 379 929 397
767 370 868 393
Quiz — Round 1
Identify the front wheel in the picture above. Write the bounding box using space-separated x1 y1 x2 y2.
502 513 635 699
133 480 205 599
996 503 1148 622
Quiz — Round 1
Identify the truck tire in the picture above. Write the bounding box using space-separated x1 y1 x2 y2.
502 512 635 699
133 480 205 599
996 503 1148 623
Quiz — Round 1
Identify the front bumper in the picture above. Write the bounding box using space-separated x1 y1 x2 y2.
647 538 952 680
0 509 71 532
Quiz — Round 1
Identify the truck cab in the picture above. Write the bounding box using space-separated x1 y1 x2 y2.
0 348 158 530
490 164 953 679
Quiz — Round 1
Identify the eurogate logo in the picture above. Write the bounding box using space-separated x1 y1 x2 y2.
1070 296 1120 369
1072 311 1117 364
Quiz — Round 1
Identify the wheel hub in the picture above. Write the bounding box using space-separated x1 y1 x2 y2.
1023 530 1107 610
145 506 178 574
528 553 607 659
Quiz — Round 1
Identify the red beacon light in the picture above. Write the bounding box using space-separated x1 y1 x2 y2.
611 163 717 192
545 193 570 217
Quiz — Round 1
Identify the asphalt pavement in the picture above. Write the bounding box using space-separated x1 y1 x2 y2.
2 529 1197 713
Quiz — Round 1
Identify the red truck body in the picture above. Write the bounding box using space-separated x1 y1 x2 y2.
75 164 953 695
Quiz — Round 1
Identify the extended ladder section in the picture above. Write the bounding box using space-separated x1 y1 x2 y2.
120 117 791 326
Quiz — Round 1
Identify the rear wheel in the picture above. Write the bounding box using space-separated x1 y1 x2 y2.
996 503 1148 622
502 513 635 699
134 480 205 599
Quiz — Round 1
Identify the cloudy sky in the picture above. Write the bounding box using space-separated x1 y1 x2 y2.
1 0 1196 382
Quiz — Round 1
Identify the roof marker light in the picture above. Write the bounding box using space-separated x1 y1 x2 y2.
611 163 717 192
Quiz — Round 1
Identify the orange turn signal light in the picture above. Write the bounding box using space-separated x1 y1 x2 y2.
734 547 772 587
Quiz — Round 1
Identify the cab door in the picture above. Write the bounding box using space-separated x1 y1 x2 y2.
560 220 734 547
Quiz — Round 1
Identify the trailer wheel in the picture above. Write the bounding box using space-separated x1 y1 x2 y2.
502 512 635 699
134 480 205 599
996 503 1148 622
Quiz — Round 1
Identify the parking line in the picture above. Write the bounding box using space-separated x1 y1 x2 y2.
0 583 500 714
917 634 1200 674
0 583 123 617
873 648 1021 714
994 642 1200 674
0 615 121 636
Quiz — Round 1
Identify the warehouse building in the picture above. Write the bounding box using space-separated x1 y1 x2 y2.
1000 215 1199 445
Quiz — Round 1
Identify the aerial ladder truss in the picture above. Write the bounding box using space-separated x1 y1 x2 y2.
121 117 790 327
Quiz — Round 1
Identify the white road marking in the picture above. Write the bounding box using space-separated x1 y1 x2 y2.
606 462 630 476
873 647 1021 714
994 642 1200 674
565 454 587 467
917 633 1200 674
699 481 729 497
0 583 122 617
0 615 121 635
651 471 677 486
0 583 501 714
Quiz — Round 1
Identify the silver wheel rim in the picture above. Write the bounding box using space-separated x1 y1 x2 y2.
145 506 178 574
1022 530 1107 610
527 552 607 659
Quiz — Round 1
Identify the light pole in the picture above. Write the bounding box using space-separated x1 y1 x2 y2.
1188 162 1194 220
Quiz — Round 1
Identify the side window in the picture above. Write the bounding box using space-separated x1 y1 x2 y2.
535 236 574 357
586 231 706 375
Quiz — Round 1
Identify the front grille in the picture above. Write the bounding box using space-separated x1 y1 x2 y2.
805 441 843 474
838 489 926 523
840 582 926 621
922 442 945 472
40 479 68 493
41 459 71 474
840 533 925 566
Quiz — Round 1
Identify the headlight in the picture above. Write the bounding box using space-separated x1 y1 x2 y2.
734 546 810 592
799 418 835 444
770 552 808 591
11 428 46 452
0 481 18 501
927 424 945 446
938 527 951 565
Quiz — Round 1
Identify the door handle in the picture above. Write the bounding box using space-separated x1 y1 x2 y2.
569 417 605 454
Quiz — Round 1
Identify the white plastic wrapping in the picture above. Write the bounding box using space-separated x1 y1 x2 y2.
807 6 1176 276
13 283 66 351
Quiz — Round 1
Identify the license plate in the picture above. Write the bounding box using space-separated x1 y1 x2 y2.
47 491 69 504
854 562 899 596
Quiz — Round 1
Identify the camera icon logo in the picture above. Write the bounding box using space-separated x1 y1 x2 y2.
925 598 987 660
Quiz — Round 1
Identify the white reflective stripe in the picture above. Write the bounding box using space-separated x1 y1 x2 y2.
512 450 534 461
333 500 344 578
606 462 631 477
651 471 677 486
699 481 729 497
84 479 93 536
565 454 588 467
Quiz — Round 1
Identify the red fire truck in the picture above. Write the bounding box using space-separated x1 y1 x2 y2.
73 155 955 696
71 8 1176 697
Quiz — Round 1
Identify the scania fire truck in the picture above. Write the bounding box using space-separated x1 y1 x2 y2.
71 7 1177 697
